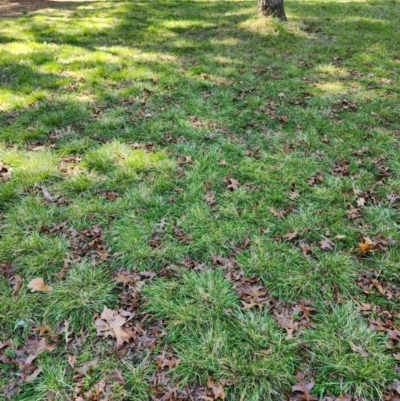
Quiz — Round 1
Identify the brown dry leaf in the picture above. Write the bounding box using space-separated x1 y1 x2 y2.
27 337 57 354
358 237 375 253
299 299 316 322
105 191 118 201
274 313 298 339
372 232 397 252
178 155 193 165
224 176 240 191
68 354 76 369
332 158 350 176
27 278 53 293
205 191 217 207
299 242 313 257
173 221 192 244
149 233 162 249
268 207 285 218
288 190 301 200
219 159 229 166
154 351 181 370
94 307 132 346
307 172 323 186
25 366 43 383
112 368 125 385
348 207 361 220
348 340 369 357
283 231 298 241
12 275 23 296
268 204 293 219
114 273 132 286
207 379 225 400
0 163 11 181
291 375 318 401
319 237 335 251
113 326 131 345
41 187 59 203
259 348 273 356
357 197 366 207
387 193 399 204
352 146 370 157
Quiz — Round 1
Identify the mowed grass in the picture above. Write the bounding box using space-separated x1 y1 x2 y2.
1 0 400 399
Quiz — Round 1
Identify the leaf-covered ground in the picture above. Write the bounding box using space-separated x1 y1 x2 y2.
1 0 400 399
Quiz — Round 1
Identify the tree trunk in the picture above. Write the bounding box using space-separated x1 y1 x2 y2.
258 0 287 21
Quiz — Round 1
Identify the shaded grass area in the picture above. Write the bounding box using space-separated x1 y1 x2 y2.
0 0 400 399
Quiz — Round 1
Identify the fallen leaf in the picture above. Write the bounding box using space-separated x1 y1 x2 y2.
358 237 375 253
27 278 53 293
68 354 76 369
12 275 23 296
178 155 193 165
387 193 399 204
154 351 181 370
41 187 58 203
112 368 125 385
95 307 133 346
106 191 118 201
268 204 293 219
307 172 323 186
348 340 369 357
224 176 240 191
332 158 350 176
292 375 318 401
357 197 366 207
205 191 217 208
0 163 11 181
288 190 301 200
348 207 361 220
25 366 43 383
319 237 335 251
207 379 225 400
113 326 131 345
258 348 273 356
173 221 192 244
283 231 298 241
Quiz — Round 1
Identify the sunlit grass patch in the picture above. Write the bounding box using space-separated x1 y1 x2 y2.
1 149 59 185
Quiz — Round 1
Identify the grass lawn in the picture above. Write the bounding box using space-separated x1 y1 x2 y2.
1 0 400 399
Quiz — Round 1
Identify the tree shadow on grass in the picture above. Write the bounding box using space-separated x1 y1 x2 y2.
0 0 398 144
0 0 98 18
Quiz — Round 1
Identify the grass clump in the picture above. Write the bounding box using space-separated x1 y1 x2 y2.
44 264 117 331
0 280 41 340
304 302 397 398
144 269 298 400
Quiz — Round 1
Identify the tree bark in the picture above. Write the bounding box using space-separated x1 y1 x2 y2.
258 0 287 21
